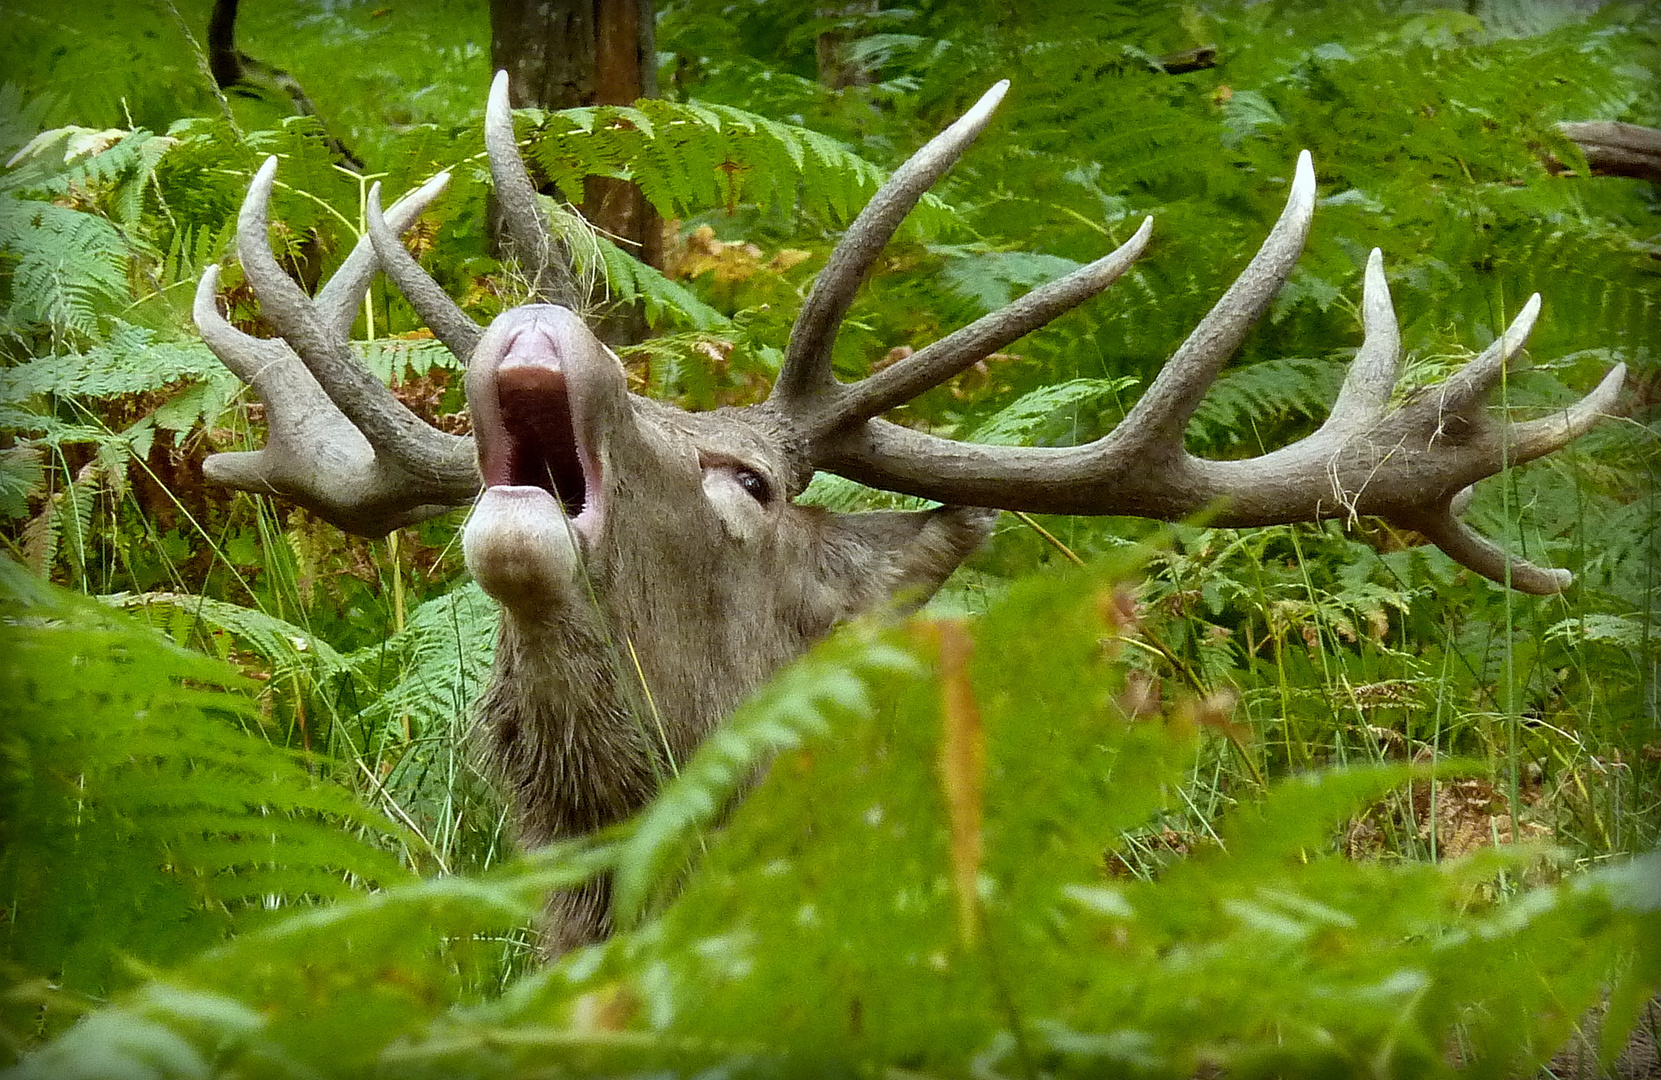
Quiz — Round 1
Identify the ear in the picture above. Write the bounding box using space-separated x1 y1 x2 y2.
795 506 999 631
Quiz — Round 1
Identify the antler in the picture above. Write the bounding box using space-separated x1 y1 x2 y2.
196 160 479 535
768 80 1155 437
201 72 1625 592
482 70 582 308
768 101 1625 595
199 68 585 535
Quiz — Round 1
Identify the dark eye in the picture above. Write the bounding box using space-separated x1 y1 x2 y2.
734 467 771 503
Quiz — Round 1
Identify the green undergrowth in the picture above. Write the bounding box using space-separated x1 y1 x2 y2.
1 0 1658 1074
4 558 1658 1077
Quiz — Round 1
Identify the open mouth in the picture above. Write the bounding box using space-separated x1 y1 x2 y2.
486 364 589 517
470 311 608 525
469 308 614 536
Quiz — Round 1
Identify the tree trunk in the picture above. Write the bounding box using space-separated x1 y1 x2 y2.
490 0 661 344
816 2 878 89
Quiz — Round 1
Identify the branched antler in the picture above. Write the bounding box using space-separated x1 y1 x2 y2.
766 130 1625 594
196 160 478 535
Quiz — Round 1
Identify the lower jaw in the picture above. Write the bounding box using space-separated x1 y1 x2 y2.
463 486 595 608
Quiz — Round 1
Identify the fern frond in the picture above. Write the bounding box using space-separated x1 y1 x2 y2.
0 558 410 1025
525 97 944 232
0 443 44 519
0 194 132 340
970 376 1140 447
350 581 496 740
0 322 225 404
590 233 729 330
1186 356 1348 451
5 125 178 229
355 336 462 384
8 843 607 1080
940 249 1084 315
610 620 922 927
103 589 350 680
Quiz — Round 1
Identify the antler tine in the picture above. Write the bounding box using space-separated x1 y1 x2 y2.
195 263 302 403
193 265 473 534
1507 363 1626 462
1393 506 1573 595
1431 294 1541 416
1324 248 1401 431
313 166 450 341
236 156 473 488
196 263 339 494
770 80 1011 408
817 216 1155 433
1379 356 1624 595
1113 150 1318 453
485 69 580 308
366 177 484 362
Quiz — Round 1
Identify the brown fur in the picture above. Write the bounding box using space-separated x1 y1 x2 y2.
462 308 995 951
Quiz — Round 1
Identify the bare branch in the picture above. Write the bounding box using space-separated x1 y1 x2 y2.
1558 120 1661 183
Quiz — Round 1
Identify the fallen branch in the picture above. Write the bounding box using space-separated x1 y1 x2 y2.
1558 120 1661 183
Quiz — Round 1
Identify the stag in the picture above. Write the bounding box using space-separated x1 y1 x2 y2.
194 74 1624 951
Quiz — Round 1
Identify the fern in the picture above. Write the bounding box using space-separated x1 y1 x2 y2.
525 97 949 233
1186 355 1349 452
1 4 1656 1072
0 322 227 405
351 581 496 740
0 194 131 341
0 120 187 343
103 589 351 680
9 553 1661 1077
939 248 1085 314
797 470 935 512
0 444 43 520
611 620 923 927
341 581 504 869
0 558 410 1043
4 125 177 228
8 846 606 1080
969 375 1140 447
589 233 728 330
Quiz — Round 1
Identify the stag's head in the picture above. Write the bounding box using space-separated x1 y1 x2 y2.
459 297 992 732
195 71 1624 949
194 72 1001 760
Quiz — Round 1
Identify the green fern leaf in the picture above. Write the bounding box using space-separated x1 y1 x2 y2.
0 195 131 340
611 620 922 928
0 558 410 1027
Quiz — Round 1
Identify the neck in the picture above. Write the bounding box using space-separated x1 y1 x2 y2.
477 607 666 846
